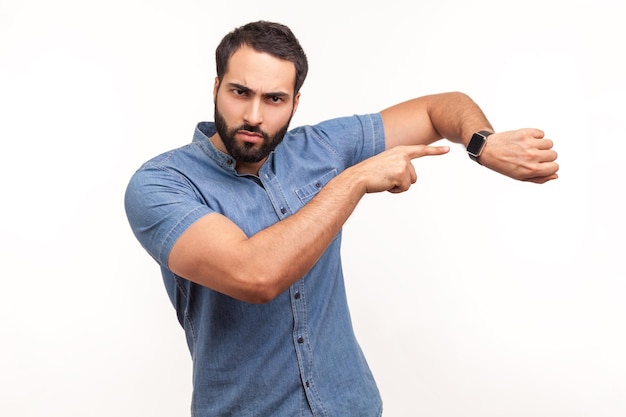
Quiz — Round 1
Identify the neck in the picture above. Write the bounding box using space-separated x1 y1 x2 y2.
236 160 265 176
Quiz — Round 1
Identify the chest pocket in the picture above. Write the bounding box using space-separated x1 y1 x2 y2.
294 169 338 205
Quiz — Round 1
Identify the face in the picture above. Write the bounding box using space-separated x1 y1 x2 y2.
213 45 300 170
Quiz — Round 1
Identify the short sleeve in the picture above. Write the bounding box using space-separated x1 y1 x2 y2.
124 163 213 267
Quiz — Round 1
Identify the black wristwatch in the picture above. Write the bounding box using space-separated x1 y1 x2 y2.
466 130 493 164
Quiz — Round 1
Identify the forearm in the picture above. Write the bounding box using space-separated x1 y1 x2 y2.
381 92 493 148
426 92 493 145
244 168 366 301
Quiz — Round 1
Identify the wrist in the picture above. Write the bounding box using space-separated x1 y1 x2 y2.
466 130 493 165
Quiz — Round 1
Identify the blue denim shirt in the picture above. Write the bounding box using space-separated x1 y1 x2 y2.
125 114 386 416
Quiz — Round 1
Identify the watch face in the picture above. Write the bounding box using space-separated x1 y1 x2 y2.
467 132 487 156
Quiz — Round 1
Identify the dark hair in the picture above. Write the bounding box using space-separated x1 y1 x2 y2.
215 21 308 94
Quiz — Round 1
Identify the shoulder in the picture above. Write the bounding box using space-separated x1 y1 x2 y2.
276 113 385 167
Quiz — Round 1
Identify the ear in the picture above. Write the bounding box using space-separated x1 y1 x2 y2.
213 77 220 101
292 92 301 116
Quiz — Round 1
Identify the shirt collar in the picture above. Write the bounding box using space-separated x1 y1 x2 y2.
193 122 237 171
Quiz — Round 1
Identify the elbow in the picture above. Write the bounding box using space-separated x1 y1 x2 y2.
232 269 288 305
245 291 279 305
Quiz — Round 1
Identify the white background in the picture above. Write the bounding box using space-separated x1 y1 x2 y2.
1 0 624 416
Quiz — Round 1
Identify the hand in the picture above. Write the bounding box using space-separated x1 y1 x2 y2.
480 128 559 184
349 145 450 194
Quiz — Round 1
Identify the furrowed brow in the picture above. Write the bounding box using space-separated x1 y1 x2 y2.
228 82 252 94
228 82 290 100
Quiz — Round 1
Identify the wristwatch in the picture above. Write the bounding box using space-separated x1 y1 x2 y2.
466 130 493 164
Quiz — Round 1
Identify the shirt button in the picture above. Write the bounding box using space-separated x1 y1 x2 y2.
294 291 301 299
305 381 310 388
280 207 286 215
315 182 321 188
297 336 304 344
227 158 233 165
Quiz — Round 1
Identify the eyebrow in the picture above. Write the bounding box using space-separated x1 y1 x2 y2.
228 82 291 100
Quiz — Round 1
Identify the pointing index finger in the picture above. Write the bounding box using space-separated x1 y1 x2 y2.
405 144 450 159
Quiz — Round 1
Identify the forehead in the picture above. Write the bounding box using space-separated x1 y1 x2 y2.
224 45 296 93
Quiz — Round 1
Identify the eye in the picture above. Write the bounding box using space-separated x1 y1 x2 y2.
267 95 283 104
233 88 248 97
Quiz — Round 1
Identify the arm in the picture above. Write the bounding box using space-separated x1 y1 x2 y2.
168 144 449 304
381 92 559 183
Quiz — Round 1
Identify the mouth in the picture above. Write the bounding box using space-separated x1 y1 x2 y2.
237 130 263 144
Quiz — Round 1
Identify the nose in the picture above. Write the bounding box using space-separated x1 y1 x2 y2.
243 99 263 126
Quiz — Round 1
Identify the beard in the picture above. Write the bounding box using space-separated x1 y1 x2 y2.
214 104 291 163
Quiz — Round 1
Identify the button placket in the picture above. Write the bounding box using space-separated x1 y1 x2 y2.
259 170 291 219
290 282 313 391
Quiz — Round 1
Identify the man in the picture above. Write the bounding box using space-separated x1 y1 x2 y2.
124 20 558 417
